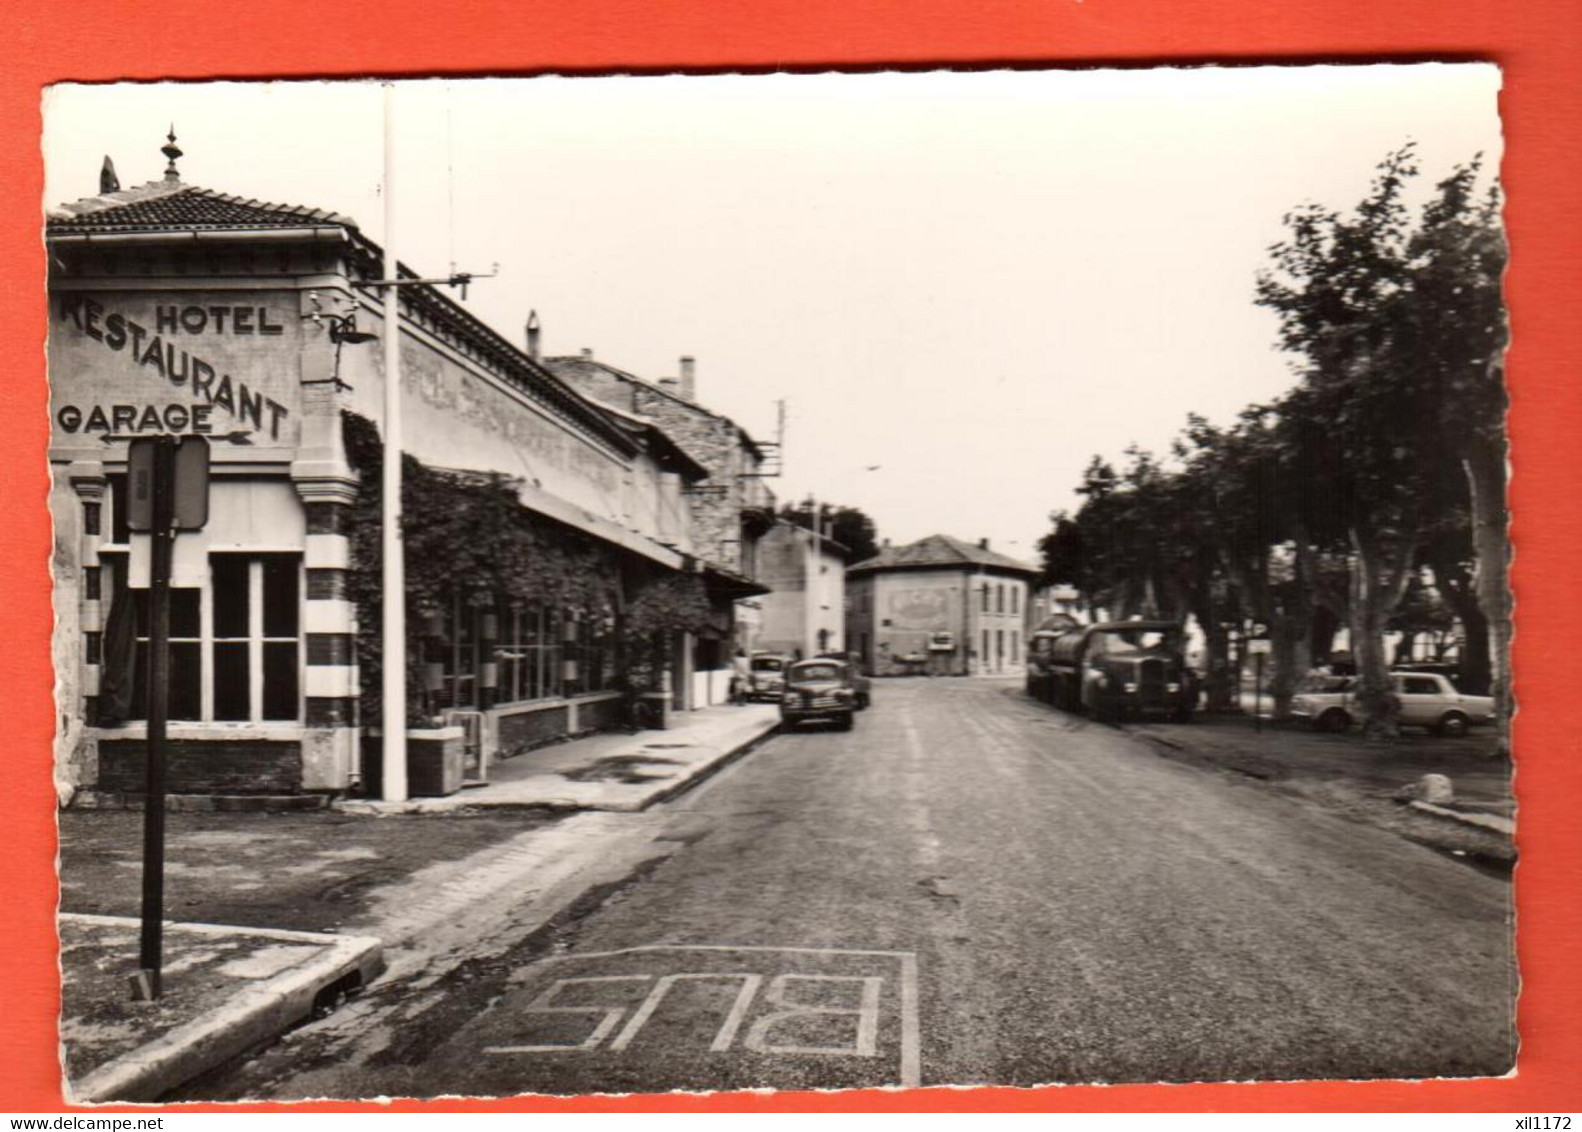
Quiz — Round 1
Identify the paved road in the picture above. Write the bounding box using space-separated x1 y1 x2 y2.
183 678 1515 1100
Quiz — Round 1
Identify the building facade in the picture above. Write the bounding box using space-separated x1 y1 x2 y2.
845 535 1040 678
47 142 713 801
541 352 777 704
755 520 847 659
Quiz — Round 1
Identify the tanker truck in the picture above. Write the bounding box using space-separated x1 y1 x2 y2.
1026 618 1198 723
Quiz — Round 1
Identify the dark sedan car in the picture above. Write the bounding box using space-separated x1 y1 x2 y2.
779 658 859 731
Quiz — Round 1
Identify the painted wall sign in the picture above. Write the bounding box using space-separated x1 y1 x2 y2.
49 293 298 445
886 587 952 629
346 328 625 518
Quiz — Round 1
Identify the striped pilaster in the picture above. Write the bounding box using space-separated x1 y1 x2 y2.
478 611 500 710
292 470 360 791
71 471 107 713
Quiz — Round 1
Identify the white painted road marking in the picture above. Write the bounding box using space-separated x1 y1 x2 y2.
609 973 763 1053
743 974 882 1057
484 975 649 1054
484 945 920 1088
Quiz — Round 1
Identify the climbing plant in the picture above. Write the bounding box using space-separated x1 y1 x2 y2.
342 412 716 724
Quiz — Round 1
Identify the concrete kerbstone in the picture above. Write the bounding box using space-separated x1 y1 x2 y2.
64 915 383 1105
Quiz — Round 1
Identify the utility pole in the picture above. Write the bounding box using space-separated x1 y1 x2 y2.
126 434 209 1001
136 438 174 1001
381 81 409 802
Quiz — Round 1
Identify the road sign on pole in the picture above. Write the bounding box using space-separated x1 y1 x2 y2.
126 436 209 532
126 436 210 1002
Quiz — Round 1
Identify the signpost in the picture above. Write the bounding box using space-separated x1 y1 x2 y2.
125 435 209 1001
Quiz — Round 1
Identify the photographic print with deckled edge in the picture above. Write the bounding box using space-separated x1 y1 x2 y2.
43 66 1515 1103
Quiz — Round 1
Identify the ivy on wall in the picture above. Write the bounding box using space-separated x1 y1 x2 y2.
342 411 715 725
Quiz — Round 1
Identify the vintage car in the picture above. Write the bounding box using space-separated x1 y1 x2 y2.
1290 671 1495 736
779 657 859 731
819 651 872 709
746 652 794 703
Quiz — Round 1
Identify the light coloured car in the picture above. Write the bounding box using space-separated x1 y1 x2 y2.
1290 672 1495 736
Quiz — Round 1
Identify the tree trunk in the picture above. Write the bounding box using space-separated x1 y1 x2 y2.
1464 440 1511 727
1201 619 1235 711
1348 527 1415 738
1432 563 1492 695
1268 609 1312 719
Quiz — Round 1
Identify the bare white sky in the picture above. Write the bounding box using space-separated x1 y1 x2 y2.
43 66 1502 562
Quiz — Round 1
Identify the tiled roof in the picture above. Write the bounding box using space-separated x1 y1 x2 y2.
48 181 355 234
847 533 1039 576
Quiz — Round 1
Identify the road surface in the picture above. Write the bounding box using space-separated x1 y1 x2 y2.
180 678 1515 1100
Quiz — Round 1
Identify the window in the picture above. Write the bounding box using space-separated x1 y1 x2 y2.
997 584 1005 614
110 552 300 724
210 554 300 722
433 596 482 711
1011 588 1020 616
981 585 990 612
565 608 616 696
1401 676 1441 696
130 585 203 722
494 603 563 704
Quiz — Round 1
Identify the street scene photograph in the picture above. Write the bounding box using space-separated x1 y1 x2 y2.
41 65 1515 1102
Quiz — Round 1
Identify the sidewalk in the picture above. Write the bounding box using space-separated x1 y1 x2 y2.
1123 710 1515 868
60 914 383 1104
338 702 779 813
57 703 780 1102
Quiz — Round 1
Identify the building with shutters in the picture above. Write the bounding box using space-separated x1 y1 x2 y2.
845 534 1040 678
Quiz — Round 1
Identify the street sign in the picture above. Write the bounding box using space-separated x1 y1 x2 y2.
125 436 210 532
1248 639 1273 656
928 632 955 652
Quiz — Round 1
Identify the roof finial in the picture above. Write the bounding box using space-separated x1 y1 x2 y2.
161 124 183 183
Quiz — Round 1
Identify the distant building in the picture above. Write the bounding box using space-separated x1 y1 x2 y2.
846 535 1040 677
756 520 847 659
541 352 777 705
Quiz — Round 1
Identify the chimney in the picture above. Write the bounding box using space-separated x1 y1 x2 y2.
679 355 696 401
979 537 991 550
525 310 541 361
99 155 120 195
580 347 594 360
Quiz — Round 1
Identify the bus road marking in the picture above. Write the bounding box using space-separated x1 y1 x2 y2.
483 945 920 1088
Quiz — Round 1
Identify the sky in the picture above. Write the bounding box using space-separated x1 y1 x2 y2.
42 66 1503 564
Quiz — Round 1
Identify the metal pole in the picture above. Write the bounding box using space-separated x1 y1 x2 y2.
136 436 175 1000
381 82 409 802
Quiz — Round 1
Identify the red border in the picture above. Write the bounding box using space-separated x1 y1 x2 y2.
4 0 1579 1113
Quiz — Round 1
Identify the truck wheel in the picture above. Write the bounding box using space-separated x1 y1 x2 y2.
837 713 855 732
1317 708 1351 734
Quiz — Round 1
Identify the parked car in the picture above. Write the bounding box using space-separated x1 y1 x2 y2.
1391 661 1465 690
746 652 794 703
819 651 872 709
779 657 859 731
1290 672 1495 736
